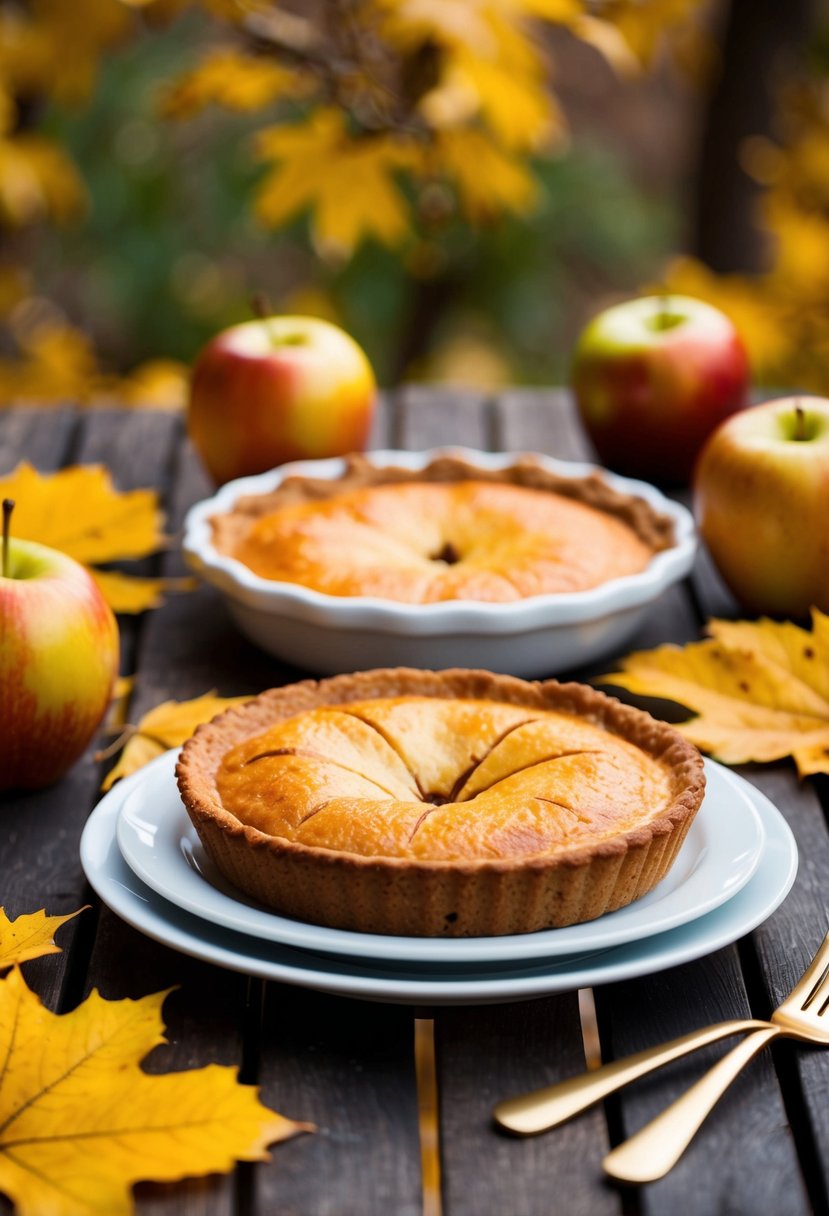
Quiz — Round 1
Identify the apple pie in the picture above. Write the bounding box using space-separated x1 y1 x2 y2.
209 454 675 603
176 669 705 937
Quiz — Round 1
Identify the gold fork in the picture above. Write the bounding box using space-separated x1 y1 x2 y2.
493 929 829 1142
604 930 829 1183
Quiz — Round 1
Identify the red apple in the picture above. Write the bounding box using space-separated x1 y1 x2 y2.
694 396 829 617
188 315 376 485
1 504 120 791
571 295 749 485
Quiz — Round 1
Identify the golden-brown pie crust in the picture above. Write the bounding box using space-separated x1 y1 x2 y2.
176 669 705 937
209 454 676 604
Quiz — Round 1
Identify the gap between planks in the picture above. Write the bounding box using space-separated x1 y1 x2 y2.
413 991 601 1216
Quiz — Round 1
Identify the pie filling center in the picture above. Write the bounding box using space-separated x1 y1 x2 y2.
217 480 657 603
215 696 676 863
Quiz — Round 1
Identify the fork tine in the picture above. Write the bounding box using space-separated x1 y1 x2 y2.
802 960 829 1010
793 929 829 1007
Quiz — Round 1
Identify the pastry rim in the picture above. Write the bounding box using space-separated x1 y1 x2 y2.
176 669 705 935
209 452 677 566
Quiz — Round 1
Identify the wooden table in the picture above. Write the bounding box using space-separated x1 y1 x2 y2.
1 391 827 1216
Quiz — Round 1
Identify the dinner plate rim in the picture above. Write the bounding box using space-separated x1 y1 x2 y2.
80 763 798 1005
113 749 765 964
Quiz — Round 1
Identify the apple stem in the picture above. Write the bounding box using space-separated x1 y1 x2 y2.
251 293 272 321
2 498 13 578
794 401 806 441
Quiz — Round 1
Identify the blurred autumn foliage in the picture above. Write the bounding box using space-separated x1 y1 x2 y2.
1 0 828 403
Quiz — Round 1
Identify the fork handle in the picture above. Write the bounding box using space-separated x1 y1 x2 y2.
603 1025 781 1183
493 1018 768 1135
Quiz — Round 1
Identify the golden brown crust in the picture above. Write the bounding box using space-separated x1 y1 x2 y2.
176 669 705 937
210 453 676 561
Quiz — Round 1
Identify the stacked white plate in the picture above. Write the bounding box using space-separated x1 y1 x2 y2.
80 751 797 1005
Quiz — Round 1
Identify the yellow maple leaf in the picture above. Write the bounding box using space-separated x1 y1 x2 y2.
100 691 251 790
0 134 86 227
0 463 188 613
161 48 310 119
592 0 702 67
0 463 163 564
116 358 188 411
431 128 539 221
421 47 563 152
255 107 416 257
0 908 85 971
0 969 312 1216
90 569 196 615
601 610 829 776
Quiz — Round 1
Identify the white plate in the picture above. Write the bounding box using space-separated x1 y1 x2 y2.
115 751 765 965
181 448 697 676
81 767 796 1005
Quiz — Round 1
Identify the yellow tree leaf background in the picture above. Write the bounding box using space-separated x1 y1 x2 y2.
0 462 191 613
0 968 312 1216
101 691 251 790
602 610 829 776
0 908 85 971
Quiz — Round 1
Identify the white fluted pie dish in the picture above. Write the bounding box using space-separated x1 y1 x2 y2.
181 448 696 677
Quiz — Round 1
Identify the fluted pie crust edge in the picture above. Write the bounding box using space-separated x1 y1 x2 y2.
210 453 677 560
175 669 706 938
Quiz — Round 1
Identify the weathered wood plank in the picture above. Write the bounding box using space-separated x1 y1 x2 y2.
437 998 621 1216
0 406 77 473
368 388 395 449
432 389 614 1216
254 987 422 1216
597 948 810 1216
494 387 595 462
395 385 493 450
72 416 248 1216
101 426 422 1216
739 768 829 1212
692 507 829 1210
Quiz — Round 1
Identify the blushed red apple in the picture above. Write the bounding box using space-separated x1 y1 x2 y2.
571 295 749 485
188 315 376 485
1 504 120 790
694 396 829 617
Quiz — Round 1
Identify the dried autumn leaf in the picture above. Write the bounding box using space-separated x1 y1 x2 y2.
255 108 416 257
602 610 829 776
0 969 312 1216
91 569 196 615
0 462 186 613
100 691 251 790
0 907 85 971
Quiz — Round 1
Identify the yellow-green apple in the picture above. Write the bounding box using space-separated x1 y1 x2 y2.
694 396 829 617
188 315 376 485
1 502 119 791
572 295 749 485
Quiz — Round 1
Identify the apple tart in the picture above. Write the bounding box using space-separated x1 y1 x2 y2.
176 669 705 937
209 454 675 603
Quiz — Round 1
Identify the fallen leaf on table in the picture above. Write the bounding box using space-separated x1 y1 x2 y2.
0 907 86 971
601 609 829 777
99 691 251 790
0 969 313 1216
0 462 191 613
91 569 196 614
